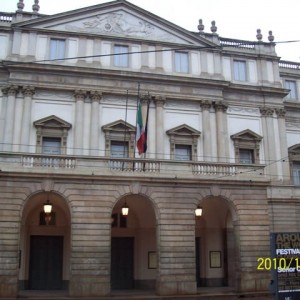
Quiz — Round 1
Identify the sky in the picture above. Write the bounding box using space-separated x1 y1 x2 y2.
1 0 299 62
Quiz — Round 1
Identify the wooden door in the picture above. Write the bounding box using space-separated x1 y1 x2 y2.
29 235 63 290
111 237 134 289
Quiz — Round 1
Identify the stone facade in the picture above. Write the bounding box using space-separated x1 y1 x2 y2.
0 1 300 299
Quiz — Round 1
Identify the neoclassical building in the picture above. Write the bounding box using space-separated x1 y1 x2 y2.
0 0 300 299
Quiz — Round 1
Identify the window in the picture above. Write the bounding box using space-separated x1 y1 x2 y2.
175 51 189 73
102 120 136 158
288 145 300 185
110 141 128 158
42 137 61 155
114 45 129 67
292 162 300 185
34 115 72 155
285 80 297 99
175 145 192 161
234 60 247 81
231 129 262 164
239 149 254 164
49 39 65 60
166 124 200 161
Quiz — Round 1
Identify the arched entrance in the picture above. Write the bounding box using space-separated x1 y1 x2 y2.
111 194 157 291
19 191 71 291
195 196 239 289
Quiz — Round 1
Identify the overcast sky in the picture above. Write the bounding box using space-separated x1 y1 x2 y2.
1 0 299 62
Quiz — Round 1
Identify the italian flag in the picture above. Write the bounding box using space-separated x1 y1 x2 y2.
136 99 147 155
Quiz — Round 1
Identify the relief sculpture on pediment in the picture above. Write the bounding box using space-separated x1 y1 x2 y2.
65 12 177 42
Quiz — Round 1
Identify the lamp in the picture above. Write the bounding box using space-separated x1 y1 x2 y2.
195 205 203 217
121 202 129 216
43 193 53 225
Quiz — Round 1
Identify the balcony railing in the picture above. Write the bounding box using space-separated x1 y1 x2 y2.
279 60 300 70
0 12 13 22
0 152 266 181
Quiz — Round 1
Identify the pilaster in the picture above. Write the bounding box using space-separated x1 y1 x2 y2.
154 95 165 159
200 100 212 161
20 86 35 152
3 85 19 152
89 91 102 156
214 101 228 162
74 90 87 155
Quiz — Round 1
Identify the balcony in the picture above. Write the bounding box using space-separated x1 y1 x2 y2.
0 152 268 182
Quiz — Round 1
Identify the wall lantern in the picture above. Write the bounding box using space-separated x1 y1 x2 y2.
121 202 129 216
43 193 53 225
195 205 203 217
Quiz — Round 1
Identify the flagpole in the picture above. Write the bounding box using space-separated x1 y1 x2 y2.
122 90 129 170
133 83 140 169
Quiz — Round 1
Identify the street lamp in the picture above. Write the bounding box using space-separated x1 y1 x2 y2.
43 193 53 225
121 202 129 216
195 205 203 217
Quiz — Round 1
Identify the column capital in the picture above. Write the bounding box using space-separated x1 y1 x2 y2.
2 85 19 97
200 99 212 110
90 90 102 103
260 106 274 117
275 108 286 118
22 86 35 97
214 101 228 112
153 95 166 107
74 89 87 101
140 94 152 105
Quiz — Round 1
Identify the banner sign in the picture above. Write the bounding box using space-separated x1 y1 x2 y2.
271 233 300 300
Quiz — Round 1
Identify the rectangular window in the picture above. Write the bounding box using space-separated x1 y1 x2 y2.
293 162 300 185
239 149 254 164
114 45 129 67
285 80 297 99
42 137 61 155
175 51 189 73
49 39 65 60
175 144 192 161
111 141 128 158
234 60 247 81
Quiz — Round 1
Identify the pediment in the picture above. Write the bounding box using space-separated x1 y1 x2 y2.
102 119 136 132
16 1 216 46
167 124 201 137
231 129 262 141
34 115 72 129
289 144 300 154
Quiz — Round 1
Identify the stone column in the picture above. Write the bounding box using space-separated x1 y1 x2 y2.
214 101 228 162
20 86 35 153
260 107 277 179
200 100 212 161
74 90 87 155
89 91 102 156
3 85 19 152
154 96 165 159
275 108 290 182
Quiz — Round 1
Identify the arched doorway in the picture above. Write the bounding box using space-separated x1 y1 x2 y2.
195 196 239 289
111 194 157 291
19 191 71 291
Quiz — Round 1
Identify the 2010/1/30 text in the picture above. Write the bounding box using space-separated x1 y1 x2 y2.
257 257 299 270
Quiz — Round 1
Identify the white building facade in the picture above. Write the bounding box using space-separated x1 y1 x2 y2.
0 0 300 298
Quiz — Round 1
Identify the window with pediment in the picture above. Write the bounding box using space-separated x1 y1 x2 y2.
102 120 136 158
34 115 72 155
288 144 300 185
166 124 200 161
231 129 262 164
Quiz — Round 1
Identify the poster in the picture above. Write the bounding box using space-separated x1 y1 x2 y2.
271 233 300 300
